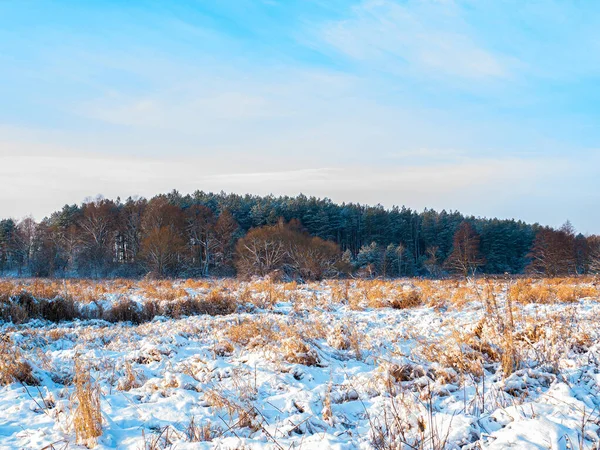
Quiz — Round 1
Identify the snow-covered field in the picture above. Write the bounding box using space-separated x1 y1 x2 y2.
1 278 600 449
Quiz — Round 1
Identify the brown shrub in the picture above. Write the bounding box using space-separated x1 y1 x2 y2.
40 297 79 322
105 298 142 323
199 289 238 315
0 292 81 324
0 294 29 324
390 289 422 309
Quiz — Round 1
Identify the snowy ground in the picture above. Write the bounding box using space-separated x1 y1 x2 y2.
1 278 600 449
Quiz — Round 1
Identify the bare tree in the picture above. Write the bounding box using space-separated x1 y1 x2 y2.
15 216 37 274
235 219 341 280
287 236 340 280
139 197 185 277
588 236 600 274
213 210 240 273
139 227 184 278
119 197 146 265
78 198 119 277
424 245 442 277
235 223 288 277
185 205 217 276
396 243 406 276
526 223 576 277
445 222 485 277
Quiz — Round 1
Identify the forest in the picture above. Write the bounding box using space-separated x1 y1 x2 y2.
0 190 598 279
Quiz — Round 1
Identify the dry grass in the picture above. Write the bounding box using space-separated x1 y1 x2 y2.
280 337 320 366
181 279 211 290
509 279 599 304
327 321 364 359
71 359 102 447
322 381 332 423
204 389 257 430
0 277 596 332
225 318 277 348
391 289 422 309
330 280 350 304
139 280 188 302
418 331 490 379
222 316 325 367
3 276 600 448
413 281 598 383
117 361 142 391
0 336 38 386
185 417 214 442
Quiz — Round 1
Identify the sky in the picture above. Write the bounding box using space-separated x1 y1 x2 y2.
0 0 599 233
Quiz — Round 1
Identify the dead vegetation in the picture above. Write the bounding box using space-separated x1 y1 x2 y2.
71 359 102 447
0 280 241 324
117 361 142 391
2 276 600 448
0 277 597 325
0 335 38 386
509 278 599 304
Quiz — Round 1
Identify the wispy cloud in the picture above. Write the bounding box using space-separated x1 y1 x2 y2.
320 0 510 81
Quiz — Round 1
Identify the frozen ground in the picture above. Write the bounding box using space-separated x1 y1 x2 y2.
1 278 600 449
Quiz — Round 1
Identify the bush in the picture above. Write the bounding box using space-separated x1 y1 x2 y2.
104 298 142 323
390 289 422 309
40 297 79 322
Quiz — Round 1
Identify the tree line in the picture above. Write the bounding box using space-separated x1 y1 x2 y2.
0 190 598 279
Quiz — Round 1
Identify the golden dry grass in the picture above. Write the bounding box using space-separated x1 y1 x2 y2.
71 359 102 447
117 361 142 392
509 279 599 304
0 336 38 386
3 276 600 448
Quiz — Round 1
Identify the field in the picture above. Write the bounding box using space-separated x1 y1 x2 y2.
1 277 600 449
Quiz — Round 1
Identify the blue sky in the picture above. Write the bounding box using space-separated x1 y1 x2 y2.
0 0 599 232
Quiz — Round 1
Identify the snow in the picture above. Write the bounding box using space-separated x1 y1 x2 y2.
1 279 600 449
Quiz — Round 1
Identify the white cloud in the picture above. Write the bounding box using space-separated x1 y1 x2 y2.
320 0 509 80
74 67 358 133
0 142 568 224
